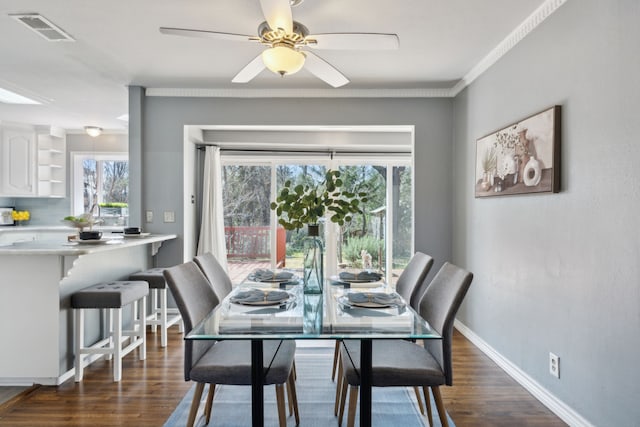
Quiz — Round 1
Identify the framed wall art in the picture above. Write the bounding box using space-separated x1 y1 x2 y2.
475 105 561 198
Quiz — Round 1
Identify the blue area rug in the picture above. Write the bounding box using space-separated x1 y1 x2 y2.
164 345 455 426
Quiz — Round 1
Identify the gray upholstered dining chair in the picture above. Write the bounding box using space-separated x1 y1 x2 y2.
337 262 473 427
164 261 299 427
396 251 435 310
194 251 300 420
332 251 434 377
332 252 435 418
194 252 233 299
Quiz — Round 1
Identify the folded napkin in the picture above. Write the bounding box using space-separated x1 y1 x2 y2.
231 289 290 304
339 271 383 282
347 292 402 307
250 269 295 282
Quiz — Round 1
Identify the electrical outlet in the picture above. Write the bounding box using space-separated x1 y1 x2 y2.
145 210 153 223
549 352 560 378
163 211 175 223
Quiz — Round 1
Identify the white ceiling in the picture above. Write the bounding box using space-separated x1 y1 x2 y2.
0 0 549 133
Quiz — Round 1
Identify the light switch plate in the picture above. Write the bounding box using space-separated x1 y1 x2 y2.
146 210 153 223
163 211 175 223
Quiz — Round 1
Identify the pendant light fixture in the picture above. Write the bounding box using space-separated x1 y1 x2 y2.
84 126 102 137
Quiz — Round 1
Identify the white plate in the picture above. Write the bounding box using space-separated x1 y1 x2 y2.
122 232 151 238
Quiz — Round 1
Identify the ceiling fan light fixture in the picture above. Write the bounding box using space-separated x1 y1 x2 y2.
262 45 305 77
84 126 102 137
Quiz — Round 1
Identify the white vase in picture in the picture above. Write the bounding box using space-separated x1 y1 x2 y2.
523 157 542 186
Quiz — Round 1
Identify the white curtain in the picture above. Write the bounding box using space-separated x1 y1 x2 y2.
196 146 228 271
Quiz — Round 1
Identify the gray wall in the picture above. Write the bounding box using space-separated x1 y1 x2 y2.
0 133 127 225
452 0 640 425
135 97 453 273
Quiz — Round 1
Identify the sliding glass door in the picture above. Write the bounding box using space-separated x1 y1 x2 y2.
220 155 412 284
221 165 273 282
331 163 413 285
276 164 327 270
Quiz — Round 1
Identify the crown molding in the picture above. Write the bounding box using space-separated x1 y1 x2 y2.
451 0 568 96
145 87 454 98
147 0 567 100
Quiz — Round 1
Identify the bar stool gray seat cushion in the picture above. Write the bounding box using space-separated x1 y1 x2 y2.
71 281 149 309
129 268 166 289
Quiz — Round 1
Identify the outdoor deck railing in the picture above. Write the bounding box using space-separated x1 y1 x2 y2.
225 226 286 266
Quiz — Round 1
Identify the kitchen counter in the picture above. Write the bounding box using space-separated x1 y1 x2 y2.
0 234 175 256
0 226 128 246
0 233 176 386
0 225 122 231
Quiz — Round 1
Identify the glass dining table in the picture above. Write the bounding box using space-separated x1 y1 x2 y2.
186 276 441 427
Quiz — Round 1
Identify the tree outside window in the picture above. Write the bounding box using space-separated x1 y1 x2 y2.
72 153 129 225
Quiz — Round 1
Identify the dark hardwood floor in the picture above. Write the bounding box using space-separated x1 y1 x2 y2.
442 331 567 427
0 328 566 426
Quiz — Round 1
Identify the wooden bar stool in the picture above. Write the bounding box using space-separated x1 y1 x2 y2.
71 280 148 382
129 268 183 347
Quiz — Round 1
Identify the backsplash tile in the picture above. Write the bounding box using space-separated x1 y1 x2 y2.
0 197 70 226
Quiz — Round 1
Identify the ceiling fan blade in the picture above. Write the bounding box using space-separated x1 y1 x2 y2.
259 0 293 33
303 51 349 88
232 54 266 83
307 33 399 50
159 27 254 43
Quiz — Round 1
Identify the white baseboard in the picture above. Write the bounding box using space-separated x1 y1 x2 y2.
0 378 51 387
0 354 106 386
454 319 594 427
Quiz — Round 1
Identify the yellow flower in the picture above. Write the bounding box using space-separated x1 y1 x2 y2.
11 210 30 221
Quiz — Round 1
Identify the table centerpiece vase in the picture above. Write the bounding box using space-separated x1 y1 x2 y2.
302 224 323 294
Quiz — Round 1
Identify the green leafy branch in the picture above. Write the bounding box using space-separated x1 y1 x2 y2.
270 170 368 231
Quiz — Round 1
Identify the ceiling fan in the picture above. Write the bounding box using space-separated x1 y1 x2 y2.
159 0 399 88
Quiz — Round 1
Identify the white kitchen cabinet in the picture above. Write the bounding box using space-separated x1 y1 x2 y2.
0 124 66 198
0 124 37 196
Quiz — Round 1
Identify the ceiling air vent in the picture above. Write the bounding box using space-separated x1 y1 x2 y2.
10 13 75 42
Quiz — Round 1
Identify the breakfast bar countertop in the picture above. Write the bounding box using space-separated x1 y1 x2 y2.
0 231 177 385
0 233 177 256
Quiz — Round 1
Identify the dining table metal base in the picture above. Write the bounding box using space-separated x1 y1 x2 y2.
251 339 264 427
249 338 374 427
360 339 373 427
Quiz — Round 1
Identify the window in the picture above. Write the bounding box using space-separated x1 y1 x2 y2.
71 153 129 225
222 165 273 266
220 154 412 284
275 164 328 270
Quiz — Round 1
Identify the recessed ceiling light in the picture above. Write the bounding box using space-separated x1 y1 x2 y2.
0 87 41 104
